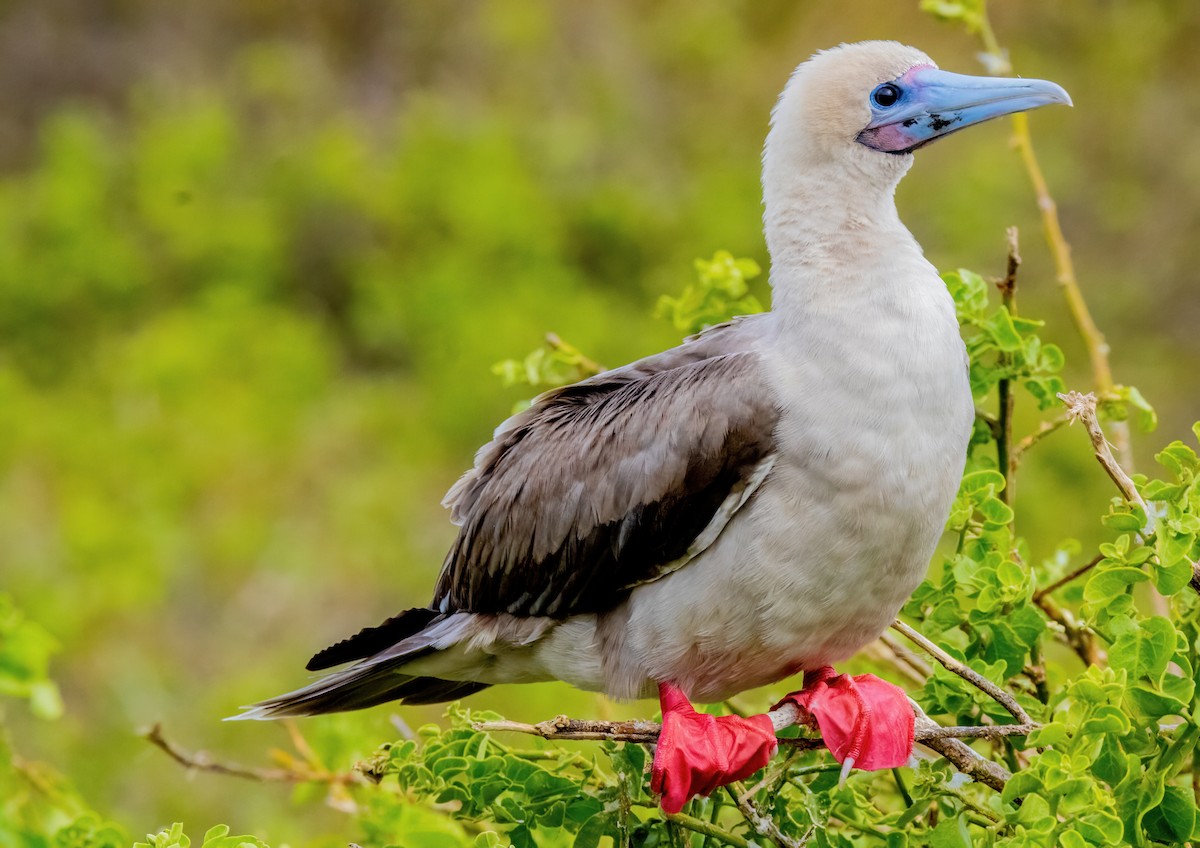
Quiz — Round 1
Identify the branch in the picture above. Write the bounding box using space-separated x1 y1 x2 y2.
724 782 812 848
474 708 1035 795
890 619 1033 725
142 723 362 786
1057 391 1149 519
1033 553 1104 603
1011 414 1072 468
996 227 1020 505
912 704 1013 794
629 803 755 848
1035 593 1103 666
972 8 1131 469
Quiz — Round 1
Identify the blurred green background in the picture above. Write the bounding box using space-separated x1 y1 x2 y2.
2 0 1197 843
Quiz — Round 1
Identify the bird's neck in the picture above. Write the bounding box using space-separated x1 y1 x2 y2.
762 161 929 319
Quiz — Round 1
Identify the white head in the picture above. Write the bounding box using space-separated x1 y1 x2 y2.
762 41 1070 218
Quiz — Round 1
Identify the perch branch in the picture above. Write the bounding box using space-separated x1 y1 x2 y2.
474 708 1034 796
890 619 1033 725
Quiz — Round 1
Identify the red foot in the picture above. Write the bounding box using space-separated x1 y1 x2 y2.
651 682 777 814
776 667 914 772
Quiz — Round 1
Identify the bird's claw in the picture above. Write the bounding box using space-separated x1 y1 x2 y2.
777 667 914 775
652 682 777 813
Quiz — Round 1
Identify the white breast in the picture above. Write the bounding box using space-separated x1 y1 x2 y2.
597 253 973 702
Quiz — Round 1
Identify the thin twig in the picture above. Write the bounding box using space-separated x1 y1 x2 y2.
545 332 605 377
973 9 1131 469
142 723 362 786
975 408 1003 442
1057 391 1149 519
472 712 1034 748
996 227 1020 505
1036 594 1102 666
1011 415 1072 466
878 630 935 680
1032 553 1104 603
911 705 1012 793
861 636 929 687
724 782 810 848
890 619 1033 725
630 802 754 848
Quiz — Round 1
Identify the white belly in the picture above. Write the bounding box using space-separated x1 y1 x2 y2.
549 288 973 702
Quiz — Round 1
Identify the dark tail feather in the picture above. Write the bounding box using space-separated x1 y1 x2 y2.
231 609 492 720
307 607 439 671
230 661 492 720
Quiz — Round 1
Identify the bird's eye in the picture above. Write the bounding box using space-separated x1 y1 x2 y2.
872 83 901 108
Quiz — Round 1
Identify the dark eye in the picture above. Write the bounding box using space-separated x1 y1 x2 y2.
872 83 901 108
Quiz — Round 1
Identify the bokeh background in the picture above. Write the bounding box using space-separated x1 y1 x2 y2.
2 0 1197 843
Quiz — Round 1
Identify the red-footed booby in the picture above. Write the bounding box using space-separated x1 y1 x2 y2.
237 42 1070 812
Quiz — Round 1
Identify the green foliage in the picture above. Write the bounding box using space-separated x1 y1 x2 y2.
0 598 129 848
492 250 763 407
135 823 270 848
918 0 986 33
945 268 1065 410
0 594 62 720
654 251 764 335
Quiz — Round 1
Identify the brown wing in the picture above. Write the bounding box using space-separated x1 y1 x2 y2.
433 333 779 618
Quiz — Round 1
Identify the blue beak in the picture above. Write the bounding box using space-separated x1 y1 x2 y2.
857 66 1072 154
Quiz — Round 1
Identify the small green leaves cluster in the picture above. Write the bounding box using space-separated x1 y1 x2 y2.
135 823 270 848
370 706 636 848
902 265 1200 845
945 268 1065 409
907 469 1046 723
491 251 764 407
0 594 63 721
654 251 764 335
361 704 1006 848
0 597 129 848
492 335 602 400
918 0 986 32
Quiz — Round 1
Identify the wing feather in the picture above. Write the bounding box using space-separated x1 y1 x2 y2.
434 320 780 618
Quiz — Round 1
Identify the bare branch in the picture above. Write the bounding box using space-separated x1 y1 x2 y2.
911 705 1012 793
1033 553 1104 603
890 619 1033 725
1058 391 1149 518
628 803 755 848
475 703 1035 798
142 723 362 786
724 782 811 848
996 227 1020 505
472 711 1033 749
1011 414 1071 467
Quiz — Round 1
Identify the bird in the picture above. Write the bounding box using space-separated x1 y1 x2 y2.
236 41 1070 813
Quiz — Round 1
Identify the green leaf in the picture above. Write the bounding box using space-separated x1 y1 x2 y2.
573 814 612 848
982 308 1024 352
1127 683 1189 719
1108 617 1176 681
1143 784 1196 844
1083 567 1148 605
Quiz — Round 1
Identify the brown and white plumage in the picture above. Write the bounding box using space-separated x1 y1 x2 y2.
237 41 1069 720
